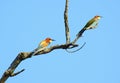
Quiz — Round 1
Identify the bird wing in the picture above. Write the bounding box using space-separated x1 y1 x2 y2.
76 28 86 38
86 20 99 30
31 40 46 56
38 40 49 48
84 18 95 29
76 18 95 37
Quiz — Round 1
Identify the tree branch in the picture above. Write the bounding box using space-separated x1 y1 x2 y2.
64 0 70 44
0 43 78 83
10 69 25 77
0 0 90 83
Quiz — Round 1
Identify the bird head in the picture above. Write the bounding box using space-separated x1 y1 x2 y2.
45 37 55 43
94 15 102 20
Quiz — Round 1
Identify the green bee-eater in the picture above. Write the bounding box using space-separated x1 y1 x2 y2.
77 15 101 37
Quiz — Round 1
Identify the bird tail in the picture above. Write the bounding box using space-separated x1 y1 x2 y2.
76 28 86 38
31 47 46 56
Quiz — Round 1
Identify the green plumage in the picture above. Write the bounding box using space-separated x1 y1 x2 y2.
76 15 101 38
84 18 95 29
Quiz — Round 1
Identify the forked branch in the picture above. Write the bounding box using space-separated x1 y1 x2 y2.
0 0 88 83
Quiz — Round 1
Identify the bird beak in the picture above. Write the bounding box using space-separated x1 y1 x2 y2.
51 39 55 41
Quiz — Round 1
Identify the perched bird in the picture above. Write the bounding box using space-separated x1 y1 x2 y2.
77 15 101 37
32 37 55 56
84 15 101 30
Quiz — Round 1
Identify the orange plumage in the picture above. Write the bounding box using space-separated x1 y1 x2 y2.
32 37 55 56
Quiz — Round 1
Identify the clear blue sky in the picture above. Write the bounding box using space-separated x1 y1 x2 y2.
0 0 120 83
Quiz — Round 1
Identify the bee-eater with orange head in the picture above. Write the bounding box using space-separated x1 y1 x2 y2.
32 37 55 56
77 15 101 37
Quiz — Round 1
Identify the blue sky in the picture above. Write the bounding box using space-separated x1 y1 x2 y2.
0 0 120 83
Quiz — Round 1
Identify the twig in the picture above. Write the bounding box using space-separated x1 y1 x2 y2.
10 69 25 77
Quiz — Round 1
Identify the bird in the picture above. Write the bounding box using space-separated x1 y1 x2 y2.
84 15 101 30
77 15 102 37
31 37 55 56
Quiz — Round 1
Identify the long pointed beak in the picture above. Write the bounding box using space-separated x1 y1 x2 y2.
51 39 55 41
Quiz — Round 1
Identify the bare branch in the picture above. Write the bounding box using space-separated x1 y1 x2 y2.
0 27 87 83
0 53 29 83
10 69 25 77
0 0 95 82
0 43 78 83
64 0 70 44
64 0 86 45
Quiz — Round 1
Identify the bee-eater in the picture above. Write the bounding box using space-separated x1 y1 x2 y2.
32 37 55 56
77 15 101 37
